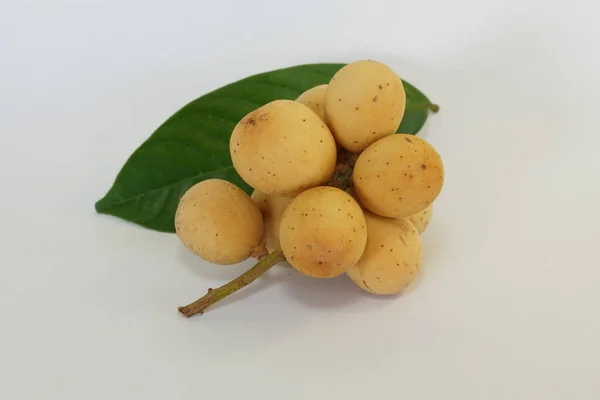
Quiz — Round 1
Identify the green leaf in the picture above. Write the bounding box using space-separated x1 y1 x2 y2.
399 80 438 134
95 63 437 232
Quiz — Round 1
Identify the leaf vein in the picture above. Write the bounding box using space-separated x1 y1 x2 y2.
97 165 236 210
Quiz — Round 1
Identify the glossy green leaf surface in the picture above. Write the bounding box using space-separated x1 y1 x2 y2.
95 63 437 232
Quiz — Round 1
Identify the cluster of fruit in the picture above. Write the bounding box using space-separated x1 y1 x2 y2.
175 59 444 307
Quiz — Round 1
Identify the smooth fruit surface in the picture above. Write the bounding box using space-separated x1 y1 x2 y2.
279 186 367 278
296 84 327 121
251 190 293 252
347 213 422 295
230 99 337 196
407 203 433 234
324 60 406 152
353 134 444 218
175 179 264 265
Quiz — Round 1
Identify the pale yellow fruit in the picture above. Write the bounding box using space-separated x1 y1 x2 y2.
324 60 406 152
353 134 444 218
251 190 293 252
347 213 422 295
407 203 433 234
296 84 327 121
230 99 337 196
174 179 264 265
349 186 432 234
279 186 367 278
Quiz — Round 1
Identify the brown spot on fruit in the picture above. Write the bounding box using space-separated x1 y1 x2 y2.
405 137 413 143
372 95 378 102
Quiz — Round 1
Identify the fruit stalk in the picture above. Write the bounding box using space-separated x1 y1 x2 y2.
178 163 357 318
407 102 440 112
178 246 286 317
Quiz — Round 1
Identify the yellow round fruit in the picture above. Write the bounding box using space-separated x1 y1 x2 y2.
175 179 264 265
251 190 293 252
296 84 327 121
347 212 422 295
407 203 433 234
279 186 367 278
324 60 406 152
230 99 337 196
353 134 444 218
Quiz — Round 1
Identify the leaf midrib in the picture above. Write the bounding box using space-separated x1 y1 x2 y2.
96 165 236 210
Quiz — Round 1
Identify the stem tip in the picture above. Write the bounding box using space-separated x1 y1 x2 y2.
177 247 286 318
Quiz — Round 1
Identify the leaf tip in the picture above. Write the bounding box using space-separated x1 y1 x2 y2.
94 196 109 214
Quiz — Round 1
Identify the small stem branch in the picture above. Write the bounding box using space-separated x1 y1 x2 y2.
328 164 354 191
407 102 440 112
178 247 286 318
326 150 358 190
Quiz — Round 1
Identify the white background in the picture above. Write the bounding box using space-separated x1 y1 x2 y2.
1 1 599 399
